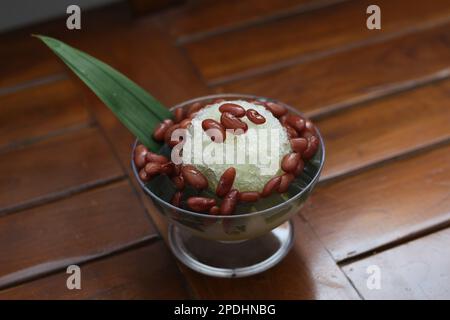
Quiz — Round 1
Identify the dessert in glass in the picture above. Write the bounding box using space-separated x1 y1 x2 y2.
131 94 325 277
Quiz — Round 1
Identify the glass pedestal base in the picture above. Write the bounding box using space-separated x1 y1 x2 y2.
168 220 294 278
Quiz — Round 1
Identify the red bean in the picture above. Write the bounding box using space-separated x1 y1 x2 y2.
216 167 236 197
302 131 313 139
220 112 248 133
286 115 306 133
284 125 299 138
181 165 209 190
219 103 246 117
134 144 148 154
145 151 168 164
138 168 151 182
187 102 203 116
134 144 149 169
249 99 265 106
304 119 317 133
171 175 185 190
153 119 173 142
261 176 282 197
171 191 182 207
161 162 175 176
278 173 295 193
279 114 288 126
246 109 266 124
239 192 260 202
209 205 220 215
144 162 162 178
220 189 239 215
213 98 225 104
290 137 308 154
179 118 192 129
281 153 301 173
302 136 319 160
187 197 216 212
202 119 226 142
174 164 182 176
164 124 178 145
164 124 185 147
188 112 198 119
301 119 318 138
173 108 184 124
293 158 305 177
265 102 287 118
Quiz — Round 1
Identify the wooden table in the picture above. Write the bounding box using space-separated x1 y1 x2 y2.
0 0 449 299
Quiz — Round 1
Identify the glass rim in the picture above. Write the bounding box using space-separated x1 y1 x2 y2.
131 93 326 219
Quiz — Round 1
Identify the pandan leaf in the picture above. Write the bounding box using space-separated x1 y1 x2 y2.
34 35 173 150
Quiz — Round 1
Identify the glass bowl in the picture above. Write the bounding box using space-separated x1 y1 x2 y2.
131 94 325 277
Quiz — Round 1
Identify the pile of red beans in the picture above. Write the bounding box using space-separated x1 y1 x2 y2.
133 99 320 215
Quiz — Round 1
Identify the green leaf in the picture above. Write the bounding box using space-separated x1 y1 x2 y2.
34 35 173 151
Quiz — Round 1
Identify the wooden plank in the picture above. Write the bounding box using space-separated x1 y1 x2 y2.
180 216 359 299
217 23 450 117
77 20 359 299
128 0 182 16
318 80 450 180
0 180 157 289
0 127 124 214
301 144 450 262
0 242 190 299
342 227 450 299
19 16 208 298
0 4 189 300
75 19 210 295
0 40 64 90
79 19 209 233
82 19 209 111
163 0 340 41
184 0 450 83
0 3 130 90
77 16 361 299
0 79 91 151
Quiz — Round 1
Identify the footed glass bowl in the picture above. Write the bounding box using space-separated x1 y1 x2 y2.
131 94 325 277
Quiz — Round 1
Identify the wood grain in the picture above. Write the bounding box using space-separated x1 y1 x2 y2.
318 80 450 180
217 23 450 117
0 181 156 289
79 18 209 233
0 127 124 214
301 144 450 262
0 242 190 299
0 42 64 91
0 79 91 151
342 227 450 299
128 0 181 16
77 18 360 299
78 16 361 299
181 216 359 299
0 3 130 90
76 18 210 292
3 0 449 299
184 0 450 83
163 0 340 41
